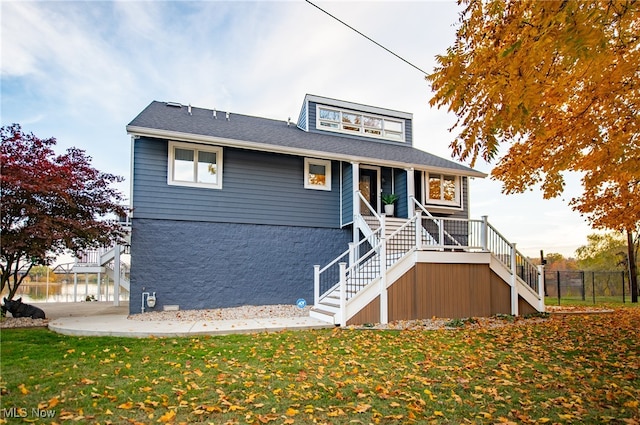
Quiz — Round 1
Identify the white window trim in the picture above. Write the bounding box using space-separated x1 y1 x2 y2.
316 105 406 143
424 173 462 208
304 158 332 191
167 141 223 189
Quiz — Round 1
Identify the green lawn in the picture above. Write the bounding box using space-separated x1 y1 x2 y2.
1 308 639 424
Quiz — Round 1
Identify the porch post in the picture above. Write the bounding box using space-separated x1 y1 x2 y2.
313 265 320 307
352 162 360 243
510 243 519 316
380 217 388 324
97 271 102 301
537 265 545 312
339 262 347 327
348 242 356 267
406 167 415 217
113 244 121 307
481 215 488 251
415 212 423 250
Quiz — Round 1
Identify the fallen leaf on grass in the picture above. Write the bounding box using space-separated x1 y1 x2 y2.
353 404 371 413
157 410 176 423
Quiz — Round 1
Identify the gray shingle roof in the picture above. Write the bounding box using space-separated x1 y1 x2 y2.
127 101 484 176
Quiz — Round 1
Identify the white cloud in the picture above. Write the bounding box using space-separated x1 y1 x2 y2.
0 0 595 257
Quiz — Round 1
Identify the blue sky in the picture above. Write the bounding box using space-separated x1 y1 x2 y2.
1 0 593 257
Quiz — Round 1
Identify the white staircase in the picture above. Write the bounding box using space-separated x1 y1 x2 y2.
311 200 545 326
311 215 417 325
72 244 130 292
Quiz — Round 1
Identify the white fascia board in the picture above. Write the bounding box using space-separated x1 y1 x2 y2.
126 125 486 178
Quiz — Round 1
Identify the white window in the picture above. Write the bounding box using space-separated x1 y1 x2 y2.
316 105 405 142
426 173 460 206
304 158 331 191
168 141 223 189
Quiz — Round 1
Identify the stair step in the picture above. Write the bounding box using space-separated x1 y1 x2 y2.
310 308 337 325
314 303 340 313
321 299 340 308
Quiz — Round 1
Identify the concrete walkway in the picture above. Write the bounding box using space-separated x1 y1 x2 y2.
39 302 332 338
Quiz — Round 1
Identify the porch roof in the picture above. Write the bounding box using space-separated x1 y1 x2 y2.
127 101 486 177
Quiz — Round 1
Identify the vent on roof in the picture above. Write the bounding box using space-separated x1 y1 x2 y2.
213 109 217 119
226 111 230 121
188 104 192 115
165 102 182 108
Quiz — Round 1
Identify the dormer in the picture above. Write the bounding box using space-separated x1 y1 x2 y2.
297 94 413 146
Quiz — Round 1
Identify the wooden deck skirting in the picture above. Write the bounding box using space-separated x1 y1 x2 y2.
347 260 538 325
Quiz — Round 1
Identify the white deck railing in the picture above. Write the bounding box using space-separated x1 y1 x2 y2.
314 199 544 324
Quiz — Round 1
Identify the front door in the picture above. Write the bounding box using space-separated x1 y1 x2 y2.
359 167 379 215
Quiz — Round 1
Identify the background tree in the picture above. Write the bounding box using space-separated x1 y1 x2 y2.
577 232 639 271
543 253 578 272
28 265 58 283
428 0 639 302
1 124 127 302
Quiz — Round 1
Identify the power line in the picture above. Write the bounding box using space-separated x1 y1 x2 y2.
304 0 429 76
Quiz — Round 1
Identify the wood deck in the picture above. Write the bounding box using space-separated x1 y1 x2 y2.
347 262 538 325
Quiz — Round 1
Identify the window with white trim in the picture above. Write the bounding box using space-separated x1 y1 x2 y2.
304 158 331 191
168 141 223 189
316 105 405 142
426 173 460 206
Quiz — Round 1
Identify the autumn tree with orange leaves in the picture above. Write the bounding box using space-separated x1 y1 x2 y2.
428 0 639 302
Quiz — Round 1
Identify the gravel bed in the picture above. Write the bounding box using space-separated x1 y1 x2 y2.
128 304 312 321
129 305 551 331
0 317 49 329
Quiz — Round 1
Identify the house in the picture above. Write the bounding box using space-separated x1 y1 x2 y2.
126 94 545 324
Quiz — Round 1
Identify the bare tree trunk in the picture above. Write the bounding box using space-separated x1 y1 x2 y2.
627 229 638 303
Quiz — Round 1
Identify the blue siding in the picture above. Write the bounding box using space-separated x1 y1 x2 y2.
341 162 353 226
296 99 308 131
129 219 351 313
404 119 413 146
394 169 408 218
133 137 341 228
381 167 393 196
460 177 470 219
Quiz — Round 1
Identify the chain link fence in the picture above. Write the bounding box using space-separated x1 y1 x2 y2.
544 270 633 304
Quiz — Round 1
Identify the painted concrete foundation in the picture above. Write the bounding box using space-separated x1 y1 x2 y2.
129 219 351 314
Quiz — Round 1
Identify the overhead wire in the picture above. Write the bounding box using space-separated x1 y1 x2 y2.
304 0 430 76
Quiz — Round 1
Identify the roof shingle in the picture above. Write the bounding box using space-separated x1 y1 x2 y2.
127 101 484 176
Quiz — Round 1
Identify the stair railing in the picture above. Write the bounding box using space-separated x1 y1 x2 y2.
485 221 540 293
75 248 109 266
314 226 383 306
385 214 418 267
315 199 545 321
410 197 463 247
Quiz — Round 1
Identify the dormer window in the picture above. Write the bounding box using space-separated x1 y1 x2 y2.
317 105 405 142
